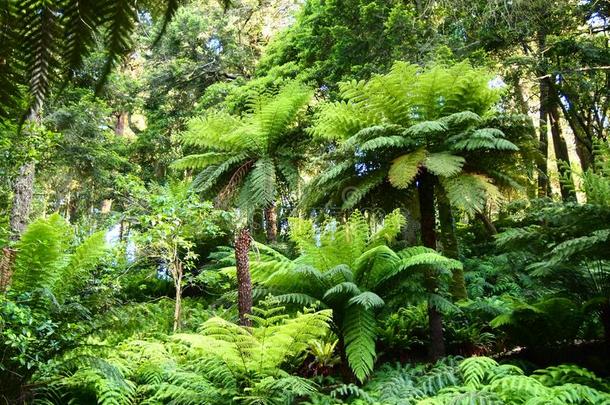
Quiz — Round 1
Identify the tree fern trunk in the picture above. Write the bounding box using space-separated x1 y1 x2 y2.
235 226 253 327
336 335 355 383
264 202 277 242
417 169 445 360
437 190 467 300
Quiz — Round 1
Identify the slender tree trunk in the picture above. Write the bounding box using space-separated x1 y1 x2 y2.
9 161 36 240
537 33 551 198
551 84 594 171
437 190 467 300
264 202 277 242
417 169 445 360
235 227 253 327
512 74 539 199
2 100 41 291
115 112 128 136
173 261 183 333
0 247 16 293
549 103 576 201
601 301 610 350
476 212 497 236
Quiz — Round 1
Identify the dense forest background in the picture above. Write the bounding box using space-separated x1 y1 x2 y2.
0 0 609 403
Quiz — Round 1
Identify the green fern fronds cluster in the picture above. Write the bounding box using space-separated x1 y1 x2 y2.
308 357 610 405
34 303 332 405
10 213 107 303
172 81 312 213
304 60 528 215
244 210 461 382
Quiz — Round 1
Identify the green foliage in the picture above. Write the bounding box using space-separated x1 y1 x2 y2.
35 302 332 405
245 210 461 381
173 81 312 215
305 61 528 217
11 213 107 301
308 357 610 405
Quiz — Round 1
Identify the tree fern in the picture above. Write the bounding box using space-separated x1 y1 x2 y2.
241 211 460 381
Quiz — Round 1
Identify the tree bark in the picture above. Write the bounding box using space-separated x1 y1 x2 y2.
9 161 36 240
601 301 610 350
417 169 445 361
173 261 183 333
437 190 467 300
0 247 16 293
548 103 577 201
476 211 497 236
264 202 277 242
537 33 551 198
115 111 128 136
235 227 253 327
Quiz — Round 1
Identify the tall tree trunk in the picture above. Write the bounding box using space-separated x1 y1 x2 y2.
548 103 576 201
476 212 497 237
235 227 253 327
551 83 594 171
417 169 445 360
537 33 551 198
437 190 467 300
115 111 128 136
2 99 41 292
601 301 610 351
173 261 183 333
512 74 539 199
264 202 277 242
0 247 16 293
9 161 36 240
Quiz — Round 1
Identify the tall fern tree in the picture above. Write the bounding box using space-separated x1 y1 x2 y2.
306 61 532 359
248 210 462 382
172 81 313 325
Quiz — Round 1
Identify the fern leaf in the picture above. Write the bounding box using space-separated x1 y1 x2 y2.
342 304 377 382
424 152 465 178
388 149 426 189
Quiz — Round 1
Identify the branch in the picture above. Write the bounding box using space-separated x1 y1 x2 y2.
536 66 610 79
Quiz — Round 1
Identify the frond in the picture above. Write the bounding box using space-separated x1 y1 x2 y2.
58 231 107 299
348 291 384 310
255 80 312 147
388 149 426 189
12 214 71 293
459 356 499 388
179 112 244 151
97 1 138 92
342 304 377 382
424 152 465 178
171 152 234 170
441 174 502 217
451 128 519 152
237 157 276 211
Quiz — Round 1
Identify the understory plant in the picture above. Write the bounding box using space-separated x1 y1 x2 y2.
249 210 462 381
305 356 610 405
32 300 332 405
